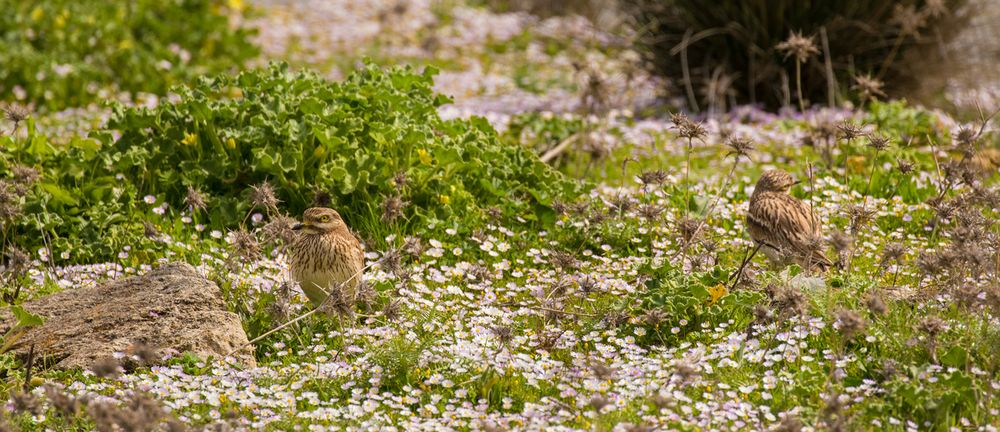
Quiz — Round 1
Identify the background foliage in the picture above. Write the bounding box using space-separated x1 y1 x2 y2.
0 0 257 111
625 0 970 111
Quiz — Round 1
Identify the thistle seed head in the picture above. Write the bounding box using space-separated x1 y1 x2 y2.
776 31 819 63
671 113 707 141
834 308 866 341
853 74 886 102
725 136 755 160
249 181 280 212
866 133 891 152
183 187 207 212
228 229 261 263
639 170 669 186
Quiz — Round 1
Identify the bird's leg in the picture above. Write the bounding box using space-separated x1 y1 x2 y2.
729 243 762 290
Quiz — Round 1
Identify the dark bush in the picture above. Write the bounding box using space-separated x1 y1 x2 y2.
625 0 971 111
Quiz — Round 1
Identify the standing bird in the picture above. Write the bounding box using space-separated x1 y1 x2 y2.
746 170 832 271
290 207 365 313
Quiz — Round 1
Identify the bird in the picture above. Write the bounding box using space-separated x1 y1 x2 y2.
746 170 832 271
289 207 365 313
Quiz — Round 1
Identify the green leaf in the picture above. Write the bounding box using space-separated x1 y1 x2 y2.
9 305 45 328
40 183 79 206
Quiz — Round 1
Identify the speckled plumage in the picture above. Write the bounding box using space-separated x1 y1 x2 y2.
747 170 832 271
289 208 365 310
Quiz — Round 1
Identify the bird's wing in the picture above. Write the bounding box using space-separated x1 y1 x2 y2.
748 193 823 256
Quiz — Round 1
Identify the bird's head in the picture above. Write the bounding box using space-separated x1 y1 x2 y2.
755 170 800 194
293 207 346 235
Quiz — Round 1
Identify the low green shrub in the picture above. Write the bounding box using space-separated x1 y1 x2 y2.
631 262 764 344
96 62 580 233
0 0 258 111
4 63 582 262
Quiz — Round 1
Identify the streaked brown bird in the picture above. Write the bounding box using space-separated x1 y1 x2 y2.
290 207 365 312
747 170 832 271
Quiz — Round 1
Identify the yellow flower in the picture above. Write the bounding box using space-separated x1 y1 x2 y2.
30 7 43 21
438 195 450 205
118 39 133 51
226 137 236 149
417 149 432 165
313 145 326 158
707 284 728 306
54 11 67 29
847 155 867 174
227 0 245 11
182 132 199 146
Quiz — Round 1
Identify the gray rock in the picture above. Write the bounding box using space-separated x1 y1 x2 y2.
0 262 255 370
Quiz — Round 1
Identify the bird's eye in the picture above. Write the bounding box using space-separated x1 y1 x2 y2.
319 215 330 222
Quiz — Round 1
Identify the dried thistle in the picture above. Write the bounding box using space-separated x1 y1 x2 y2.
602 310 629 328
143 222 161 241
486 206 503 221
772 413 804 432
312 190 332 207
184 187 207 213
673 355 701 384
317 286 354 318
846 204 877 233
550 251 580 272
766 283 808 319
392 171 408 192
865 294 888 316
402 236 425 256
382 299 402 322
880 242 907 267
381 195 407 222
3 103 29 128
828 230 853 257
725 137 754 160
917 316 947 338
260 213 297 246
228 229 261 263
588 395 610 411
866 133 891 152
891 4 927 37
43 384 81 418
896 159 915 175
491 325 514 346
4 246 30 274
641 308 667 326
637 203 664 220
753 304 776 325
638 170 669 187
677 217 702 243
11 391 42 415
609 194 634 216
834 309 866 341
671 113 707 141
650 393 673 410
380 249 402 275
90 357 122 379
852 74 886 102
11 165 40 186
924 0 949 17
249 182 280 213
837 122 865 142
776 31 819 63
129 341 160 365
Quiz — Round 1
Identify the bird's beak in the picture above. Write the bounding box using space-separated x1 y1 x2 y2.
292 223 305 231
792 179 802 186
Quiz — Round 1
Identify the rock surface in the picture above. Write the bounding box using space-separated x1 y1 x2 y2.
0 262 255 369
